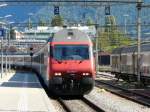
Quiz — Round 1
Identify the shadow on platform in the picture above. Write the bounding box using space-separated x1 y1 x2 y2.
0 72 42 88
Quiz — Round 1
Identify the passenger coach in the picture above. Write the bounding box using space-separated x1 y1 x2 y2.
111 43 150 84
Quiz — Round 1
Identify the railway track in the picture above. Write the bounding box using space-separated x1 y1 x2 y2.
57 96 104 112
97 72 115 79
95 79 150 107
36 70 104 112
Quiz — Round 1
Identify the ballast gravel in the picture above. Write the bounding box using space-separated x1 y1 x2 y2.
84 87 150 112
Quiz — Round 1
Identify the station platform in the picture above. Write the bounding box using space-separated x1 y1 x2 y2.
0 71 56 112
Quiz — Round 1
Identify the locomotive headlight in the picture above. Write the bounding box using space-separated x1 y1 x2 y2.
83 73 90 76
54 73 62 76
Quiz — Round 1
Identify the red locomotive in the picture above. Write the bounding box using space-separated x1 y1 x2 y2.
17 28 95 95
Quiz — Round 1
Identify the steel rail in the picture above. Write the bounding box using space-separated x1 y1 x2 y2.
97 72 115 79
96 80 150 107
31 67 103 112
57 98 72 112
82 97 105 112
57 97 105 112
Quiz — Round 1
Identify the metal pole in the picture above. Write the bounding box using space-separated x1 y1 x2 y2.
137 0 142 84
8 25 10 71
123 14 129 35
95 24 99 73
1 35 3 78
31 56 32 72
23 56 24 66
125 19 126 34
124 16 127 34
30 47 33 72
5 29 8 75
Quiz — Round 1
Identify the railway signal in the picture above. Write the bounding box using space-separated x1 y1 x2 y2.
30 47 33 71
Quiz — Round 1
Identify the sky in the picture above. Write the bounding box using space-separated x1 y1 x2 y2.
0 4 42 23
0 0 149 24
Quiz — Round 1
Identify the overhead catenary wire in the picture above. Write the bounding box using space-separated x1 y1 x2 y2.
0 0 142 6
0 0 140 3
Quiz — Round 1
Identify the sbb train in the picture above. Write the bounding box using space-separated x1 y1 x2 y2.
111 43 150 84
16 28 95 95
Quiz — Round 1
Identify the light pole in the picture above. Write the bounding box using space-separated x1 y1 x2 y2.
0 22 5 78
2 15 13 74
5 26 8 75
30 47 33 72
137 0 142 85
123 14 129 34
0 3 8 77
95 24 99 73
1 29 3 78
7 22 14 72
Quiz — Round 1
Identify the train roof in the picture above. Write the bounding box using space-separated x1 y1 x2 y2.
49 29 91 43
112 47 123 54
112 43 150 54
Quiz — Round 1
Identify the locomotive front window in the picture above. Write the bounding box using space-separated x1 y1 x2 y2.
53 45 89 60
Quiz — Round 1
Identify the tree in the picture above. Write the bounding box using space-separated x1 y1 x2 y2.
97 15 133 52
51 15 64 26
10 27 15 39
87 17 94 26
28 18 32 29
38 18 46 26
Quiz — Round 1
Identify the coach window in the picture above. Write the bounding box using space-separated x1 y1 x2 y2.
50 46 53 57
112 56 117 68
41 53 44 64
127 55 132 65
143 54 149 65
121 55 127 65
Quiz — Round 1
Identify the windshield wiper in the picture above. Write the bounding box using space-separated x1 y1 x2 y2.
79 60 84 64
55 59 62 64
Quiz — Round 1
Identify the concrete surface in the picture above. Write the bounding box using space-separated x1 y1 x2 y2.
0 71 56 112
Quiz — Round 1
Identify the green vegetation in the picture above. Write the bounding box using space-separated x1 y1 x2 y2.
51 15 64 26
27 18 32 29
10 27 15 39
96 15 134 52
38 18 47 26
87 17 94 26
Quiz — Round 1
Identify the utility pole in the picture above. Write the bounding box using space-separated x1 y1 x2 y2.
123 14 129 34
8 25 10 72
1 29 4 78
137 0 142 85
30 47 33 72
5 29 8 75
95 24 99 73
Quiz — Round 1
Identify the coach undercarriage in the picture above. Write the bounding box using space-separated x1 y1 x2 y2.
112 72 150 85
